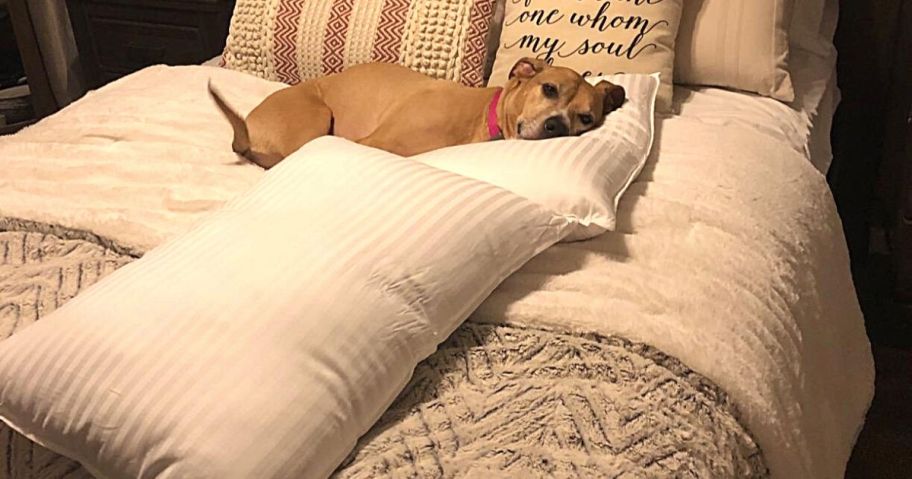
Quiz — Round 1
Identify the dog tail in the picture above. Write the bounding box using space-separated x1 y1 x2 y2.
207 79 251 155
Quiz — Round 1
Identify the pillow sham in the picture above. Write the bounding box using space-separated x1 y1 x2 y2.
487 0 682 112
675 0 795 102
0 138 569 479
222 0 498 87
790 0 838 57
416 72 659 241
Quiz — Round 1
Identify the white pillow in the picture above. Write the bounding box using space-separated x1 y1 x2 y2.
790 0 838 57
675 0 795 102
0 138 569 479
415 73 658 241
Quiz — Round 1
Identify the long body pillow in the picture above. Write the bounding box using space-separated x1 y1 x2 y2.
416 73 659 241
675 0 795 102
0 138 569 478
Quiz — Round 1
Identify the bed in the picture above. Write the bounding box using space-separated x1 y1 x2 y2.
0 1 873 478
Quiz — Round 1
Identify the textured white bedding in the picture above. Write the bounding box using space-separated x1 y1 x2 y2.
671 46 838 173
0 62 872 479
479 92 871 479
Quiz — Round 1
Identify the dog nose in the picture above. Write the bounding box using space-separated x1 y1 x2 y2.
542 116 569 138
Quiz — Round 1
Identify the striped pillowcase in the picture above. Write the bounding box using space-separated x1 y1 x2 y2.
222 0 498 87
675 0 796 102
416 73 659 241
0 138 569 478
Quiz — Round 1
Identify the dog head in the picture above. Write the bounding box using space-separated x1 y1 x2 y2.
499 58 626 140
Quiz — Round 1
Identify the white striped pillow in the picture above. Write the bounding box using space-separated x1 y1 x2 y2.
415 73 659 241
675 0 795 101
0 138 569 479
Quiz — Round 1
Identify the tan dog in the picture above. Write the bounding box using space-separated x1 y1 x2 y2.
209 58 626 169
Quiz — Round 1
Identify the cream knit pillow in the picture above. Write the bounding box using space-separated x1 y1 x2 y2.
222 0 498 87
488 0 683 112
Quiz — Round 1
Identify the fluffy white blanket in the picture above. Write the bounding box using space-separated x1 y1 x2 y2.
0 65 873 479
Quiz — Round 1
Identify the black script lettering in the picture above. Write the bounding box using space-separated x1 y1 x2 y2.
506 8 564 27
568 2 614 32
623 19 667 59
616 0 665 4
504 35 565 61
559 38 625 58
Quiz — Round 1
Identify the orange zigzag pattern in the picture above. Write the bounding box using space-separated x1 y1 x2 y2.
273 0 306 83
371 0 410 62
460 0 496 87
323 0 355 75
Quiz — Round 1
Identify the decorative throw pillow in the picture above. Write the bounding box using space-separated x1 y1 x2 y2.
675 0 795 102
487 0 683 112
222 0 498 87
0 138 569 479
482 0 506 81
415 72 659 241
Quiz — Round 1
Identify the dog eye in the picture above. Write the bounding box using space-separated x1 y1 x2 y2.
541 83 558 99
579 114 593 125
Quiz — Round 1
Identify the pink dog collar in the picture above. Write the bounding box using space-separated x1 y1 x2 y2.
487 88 503 140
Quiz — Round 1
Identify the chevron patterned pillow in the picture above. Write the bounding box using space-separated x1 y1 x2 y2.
221 0 498 87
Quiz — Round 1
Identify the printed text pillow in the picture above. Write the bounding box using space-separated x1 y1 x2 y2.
488 0 683 111
222 0 498 86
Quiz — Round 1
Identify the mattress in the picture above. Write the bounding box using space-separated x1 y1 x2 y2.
0 53 870 479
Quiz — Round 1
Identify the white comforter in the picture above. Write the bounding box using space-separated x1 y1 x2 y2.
0 65 873 479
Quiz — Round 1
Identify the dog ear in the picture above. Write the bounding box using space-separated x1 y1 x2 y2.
509 58 548 80
595 81 626 112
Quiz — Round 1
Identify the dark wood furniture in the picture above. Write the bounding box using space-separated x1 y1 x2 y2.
830 0 912 339
884 0 912 304
829 0 903 276
67 0 234 89
4 0 56 131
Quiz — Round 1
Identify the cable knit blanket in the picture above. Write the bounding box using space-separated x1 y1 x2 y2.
0 223 767 478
